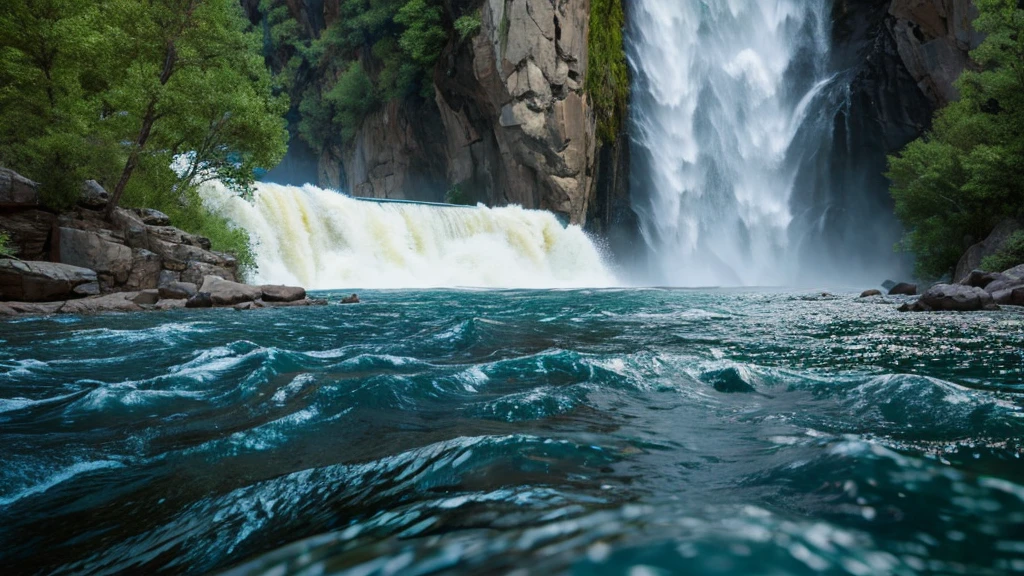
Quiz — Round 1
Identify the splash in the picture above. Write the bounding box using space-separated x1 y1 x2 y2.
200 182 615 289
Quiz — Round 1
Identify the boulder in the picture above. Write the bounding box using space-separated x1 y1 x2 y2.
78 180 110 209
954 219 1022 282
185 292 213 308
0 209 57 260
860 289 882 298
992 288 1024 306
0 300 63 316
59 227 132 286
131 289 160 306
341 293 360 304
916 284 998 312
125 249 162 291
158 269 180 288
61 292 143 314
163 258 188 272
961 270 1005 289
155 299 187 311
159 282 197 300
110 208 149 250
985 265 1024 294
181 261 235 285
0 168 40 207
198 275 261 306
888 282 918 296
0 259 98 302
134 208 171 226
261 285 306 303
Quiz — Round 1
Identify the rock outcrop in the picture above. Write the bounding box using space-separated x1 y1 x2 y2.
0 260 99 302
954 219 1021 282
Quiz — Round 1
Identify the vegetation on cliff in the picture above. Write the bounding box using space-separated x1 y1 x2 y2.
0 0 286 264
262 0 466 152
0 232 12 258
587 0 628 144
888 0 1024 278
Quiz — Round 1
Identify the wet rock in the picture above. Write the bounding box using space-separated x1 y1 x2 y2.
78 180 110 209
199 275 262 306
0 168 40 207
131 289 160 306
0 259 98 302
133 208 171 226
155 299 186 311
159 282 197 300
888 282 918 296
909 284 999 312
0 300 63 316
233 301 264 311
185 292 213 308
341 293 360 304
261 285 306 303
860 289 883 298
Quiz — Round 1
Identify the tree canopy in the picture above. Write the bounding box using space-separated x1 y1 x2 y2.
888 0 1024 278
0 0 288 213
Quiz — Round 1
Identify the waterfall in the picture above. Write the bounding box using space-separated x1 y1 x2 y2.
200 182 615 289
628 1 841 286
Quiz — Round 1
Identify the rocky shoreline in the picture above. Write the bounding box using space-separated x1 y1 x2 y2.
1 168 328 317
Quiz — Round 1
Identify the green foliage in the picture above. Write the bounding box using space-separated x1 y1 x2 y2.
888 0 1024 278
283 0 452 149
325 64 378 143
444 183 474 206
982 230 1024 272
587 0 629 144
121 161 257 278
0 0 286 267
0 231 13 258
454 12 481 42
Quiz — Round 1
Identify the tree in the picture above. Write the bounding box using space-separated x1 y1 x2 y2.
103 0 287 217
888 0 1024 278
0 0 123 207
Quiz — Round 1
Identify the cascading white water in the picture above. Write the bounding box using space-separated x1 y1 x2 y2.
629 1 834 286
200 182 615 289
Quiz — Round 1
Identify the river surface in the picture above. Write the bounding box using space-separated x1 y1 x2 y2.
1 289 1023 575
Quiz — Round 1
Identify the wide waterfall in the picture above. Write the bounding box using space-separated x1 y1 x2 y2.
200 182 615 289
629 1 841 286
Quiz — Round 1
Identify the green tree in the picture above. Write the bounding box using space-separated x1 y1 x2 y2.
0 0 123 207
103 0 288 218
888 0 1024 277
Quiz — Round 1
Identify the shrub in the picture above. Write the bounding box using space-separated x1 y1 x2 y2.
445 183 474 206
0 231 13 258
982 230 1024 272
587 0 629 144
454 12 481 42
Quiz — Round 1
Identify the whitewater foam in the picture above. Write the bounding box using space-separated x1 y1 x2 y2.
201 181 615 289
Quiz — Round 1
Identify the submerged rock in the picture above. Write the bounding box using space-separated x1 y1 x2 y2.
341 293 360 304
888 282 918 296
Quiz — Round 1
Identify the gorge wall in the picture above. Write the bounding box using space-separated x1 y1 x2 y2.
245 0 980 272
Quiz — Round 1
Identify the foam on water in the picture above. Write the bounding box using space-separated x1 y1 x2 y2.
201 181 616 289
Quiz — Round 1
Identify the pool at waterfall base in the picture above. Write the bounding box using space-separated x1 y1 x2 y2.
1 289 1023 574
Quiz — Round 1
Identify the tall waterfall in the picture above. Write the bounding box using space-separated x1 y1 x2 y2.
628 1 840 286
201 182 615 289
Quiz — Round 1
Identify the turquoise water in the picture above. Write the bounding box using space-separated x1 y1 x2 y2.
1 289 1023 574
